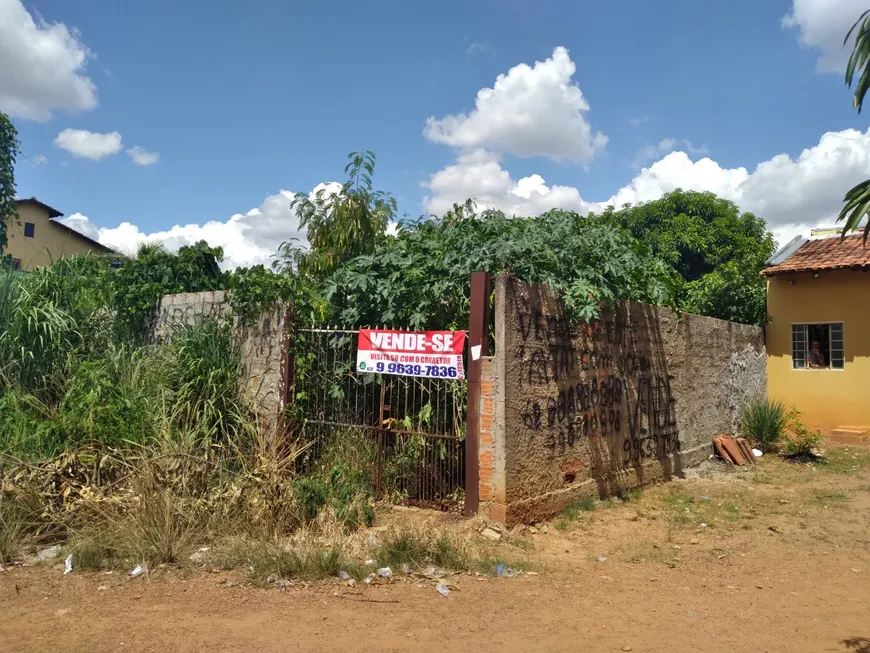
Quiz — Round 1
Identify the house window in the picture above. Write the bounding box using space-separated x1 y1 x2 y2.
10 258 21 271
23 222 35 238
791 323 844 369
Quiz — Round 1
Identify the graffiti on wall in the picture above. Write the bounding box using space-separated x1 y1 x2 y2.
510 281 680 467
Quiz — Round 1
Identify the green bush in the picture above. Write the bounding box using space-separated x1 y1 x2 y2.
292 464 374 529
0 390 63 459
293 477 330 523
57 346 163 449
740 396 788 452
782 412 823 459
328 464 374 528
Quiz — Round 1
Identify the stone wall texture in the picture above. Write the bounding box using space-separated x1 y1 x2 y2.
153 291 289 432
481 276 766 525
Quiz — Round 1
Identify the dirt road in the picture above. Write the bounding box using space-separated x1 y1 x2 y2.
2 449 869 653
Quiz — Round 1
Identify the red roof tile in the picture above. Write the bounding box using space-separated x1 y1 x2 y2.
762 234 870 276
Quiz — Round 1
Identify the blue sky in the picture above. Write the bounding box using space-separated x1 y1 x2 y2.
3 0 869 266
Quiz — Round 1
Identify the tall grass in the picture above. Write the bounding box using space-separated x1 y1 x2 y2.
169 318 251 447
740 396 788 452
0 255 382 575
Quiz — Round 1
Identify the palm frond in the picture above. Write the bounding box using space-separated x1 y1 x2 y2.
837 180 870 243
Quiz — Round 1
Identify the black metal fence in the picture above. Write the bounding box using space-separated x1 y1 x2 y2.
290 327 466 507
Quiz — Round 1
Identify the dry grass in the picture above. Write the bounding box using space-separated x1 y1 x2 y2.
0 485 44 564
0 496 29 564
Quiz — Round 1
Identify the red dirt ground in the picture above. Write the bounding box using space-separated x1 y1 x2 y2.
2 448 869 653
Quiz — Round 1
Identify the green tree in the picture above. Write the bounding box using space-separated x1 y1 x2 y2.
292 150 397 278
598 189 775 325
840 9 870 241
326 208 678 330
0 112 20 255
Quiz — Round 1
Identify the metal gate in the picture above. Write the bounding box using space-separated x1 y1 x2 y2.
288 326 467 508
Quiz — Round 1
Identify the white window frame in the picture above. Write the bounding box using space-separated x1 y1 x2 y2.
790 322 844 371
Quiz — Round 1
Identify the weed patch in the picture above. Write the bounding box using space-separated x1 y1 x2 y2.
813 490 849 505
819 447 870 475
373 526 469 570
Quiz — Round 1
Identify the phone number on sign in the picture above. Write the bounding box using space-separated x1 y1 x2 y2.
375 361 458 378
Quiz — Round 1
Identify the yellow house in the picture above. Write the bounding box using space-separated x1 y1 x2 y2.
763 234 870 441
4 197 114 271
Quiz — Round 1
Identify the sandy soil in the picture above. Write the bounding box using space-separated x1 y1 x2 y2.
2 447 869 653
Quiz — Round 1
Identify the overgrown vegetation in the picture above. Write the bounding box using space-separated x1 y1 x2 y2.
739 398 823 459
0 127 784 579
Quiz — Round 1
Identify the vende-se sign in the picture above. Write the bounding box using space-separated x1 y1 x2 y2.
356 329 465 379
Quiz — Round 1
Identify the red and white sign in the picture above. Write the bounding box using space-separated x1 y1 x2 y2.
356 329 465 379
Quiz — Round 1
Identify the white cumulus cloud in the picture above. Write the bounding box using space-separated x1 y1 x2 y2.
423 149 597 217
127 146 160 166
424 129 870 248
424 46 607 164
783 0 868 71
0 0 98 121
54 129 123 160
58 182 343 270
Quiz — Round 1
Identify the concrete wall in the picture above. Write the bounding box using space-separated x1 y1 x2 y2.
153 291 289 432
479 276 765 526
6 203 109 271
767 270 870 435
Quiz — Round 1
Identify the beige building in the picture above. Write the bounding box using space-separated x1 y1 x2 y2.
5 198 114 271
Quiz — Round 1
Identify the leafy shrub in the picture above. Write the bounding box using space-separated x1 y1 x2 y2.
57 345 163 449
329 208 679 328
110 241 226 342
782 428 823 458
293 464 374 529
328 464 374 528
293 477 330 524
782 410 823 459
227 264 295 327
740 396 788 452
0 390 62 460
